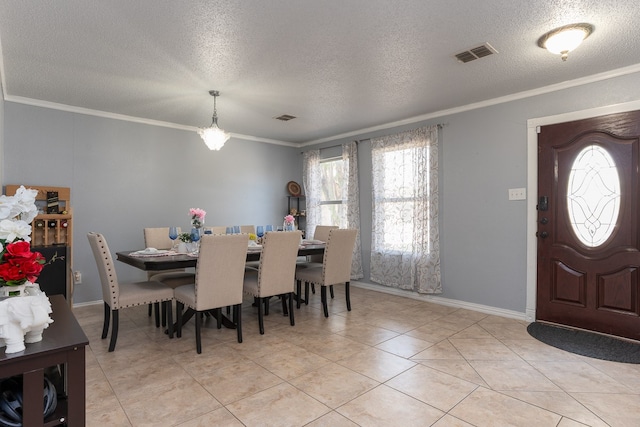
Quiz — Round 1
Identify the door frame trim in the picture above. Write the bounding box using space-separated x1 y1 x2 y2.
526 99 640 322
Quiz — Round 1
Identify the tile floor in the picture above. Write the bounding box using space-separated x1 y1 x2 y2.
76 283 640 426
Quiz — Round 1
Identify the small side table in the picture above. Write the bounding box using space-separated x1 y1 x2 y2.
0 295 89 426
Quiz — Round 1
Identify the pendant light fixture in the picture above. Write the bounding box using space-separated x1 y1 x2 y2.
198 90 231 150
537 23 594 61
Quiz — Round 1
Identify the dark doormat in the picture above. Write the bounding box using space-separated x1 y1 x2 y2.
527 322 640 364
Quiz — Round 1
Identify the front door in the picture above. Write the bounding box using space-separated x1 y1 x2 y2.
537 110 640 340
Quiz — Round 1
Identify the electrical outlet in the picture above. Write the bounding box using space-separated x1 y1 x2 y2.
508 188 526 200
73 271 82 284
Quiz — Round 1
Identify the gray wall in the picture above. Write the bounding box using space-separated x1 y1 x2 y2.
4 70 640 312
303 70 640 313
3 103 301 303
0 85 4 189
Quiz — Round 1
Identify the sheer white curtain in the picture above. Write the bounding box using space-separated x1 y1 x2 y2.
302 149 321 237
302 144 363 279
343 141 363 279
370 125 441 294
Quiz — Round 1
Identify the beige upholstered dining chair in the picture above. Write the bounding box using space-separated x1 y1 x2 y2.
298 225 339 295
174 233 249 353
243 230 302 334
143 227 195 287
207 226 228 234
295 228 357 317
240 225 256 234
87 232 174 352
313 225 339 242
307 225 338 263
144 227 196 323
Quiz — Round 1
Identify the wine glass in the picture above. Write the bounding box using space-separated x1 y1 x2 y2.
226 226 233 234
265 225 273 233
256 226 264 238
190 227 201 243
168 227 178 250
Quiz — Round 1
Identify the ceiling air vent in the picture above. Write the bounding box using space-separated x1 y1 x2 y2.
455 43 498 63
275 114 296 121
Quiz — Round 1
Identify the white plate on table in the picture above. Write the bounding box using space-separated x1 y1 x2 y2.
131 248 172 256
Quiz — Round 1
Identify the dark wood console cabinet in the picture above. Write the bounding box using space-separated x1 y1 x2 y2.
0 295 88 426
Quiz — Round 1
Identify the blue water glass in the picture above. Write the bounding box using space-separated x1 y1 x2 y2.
226 226 233 234
168 226 178 241
233 225 240 234
256 226 264 238
191 227 201 242
204 229 212 235
265 225 273 232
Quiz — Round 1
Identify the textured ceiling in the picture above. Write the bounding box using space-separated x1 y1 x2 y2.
1 1 640 144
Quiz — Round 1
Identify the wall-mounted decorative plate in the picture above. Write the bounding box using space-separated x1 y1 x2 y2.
287 181 302 196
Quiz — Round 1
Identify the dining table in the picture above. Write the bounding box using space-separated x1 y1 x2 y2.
115 241 325 330
116 243 325 271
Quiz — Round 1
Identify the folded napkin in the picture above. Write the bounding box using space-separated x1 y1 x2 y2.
301 239 324 245
247 245 263 251
129 248 175 257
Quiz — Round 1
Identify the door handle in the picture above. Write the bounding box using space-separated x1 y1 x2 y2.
538 196 549 211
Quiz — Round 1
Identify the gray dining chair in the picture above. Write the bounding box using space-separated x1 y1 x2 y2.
87 232 174 352
243 230 302 334
174 233 249 353
295 228 357 317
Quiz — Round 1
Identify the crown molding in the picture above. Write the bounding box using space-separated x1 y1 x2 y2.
4 62 640 148
3 94 296 146
302 63 640 146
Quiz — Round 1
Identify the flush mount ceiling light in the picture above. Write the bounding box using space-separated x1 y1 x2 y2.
198 90 231 151
537 23 594 61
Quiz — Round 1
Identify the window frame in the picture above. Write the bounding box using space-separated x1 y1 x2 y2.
317 155 347 227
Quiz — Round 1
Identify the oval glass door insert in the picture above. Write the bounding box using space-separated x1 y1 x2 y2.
567 144 621 247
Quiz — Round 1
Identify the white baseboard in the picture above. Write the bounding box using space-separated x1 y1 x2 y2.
74 283 528 323
72 299 103 309
351 281 528 322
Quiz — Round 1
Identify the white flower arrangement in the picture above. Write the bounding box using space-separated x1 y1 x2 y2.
0 185 38 243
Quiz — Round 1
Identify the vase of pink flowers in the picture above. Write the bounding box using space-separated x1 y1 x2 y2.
189 208 206 230
283 214 296 231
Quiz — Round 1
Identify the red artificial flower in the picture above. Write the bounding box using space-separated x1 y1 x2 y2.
0 241 46 286
0 262 24 282
4 241 33 258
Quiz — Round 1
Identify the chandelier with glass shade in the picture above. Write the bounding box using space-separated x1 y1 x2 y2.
198 90 231 151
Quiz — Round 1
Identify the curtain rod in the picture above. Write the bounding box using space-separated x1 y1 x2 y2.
301 123 447 152
355 122 448 144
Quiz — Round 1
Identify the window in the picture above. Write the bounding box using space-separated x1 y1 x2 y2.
373 146 423 252
370 125 440 294
567 144 621 247
303 142 364 279
318 157 347 228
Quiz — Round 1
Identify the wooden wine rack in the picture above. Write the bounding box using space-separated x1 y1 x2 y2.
3 185 74 305
4 185 73 248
